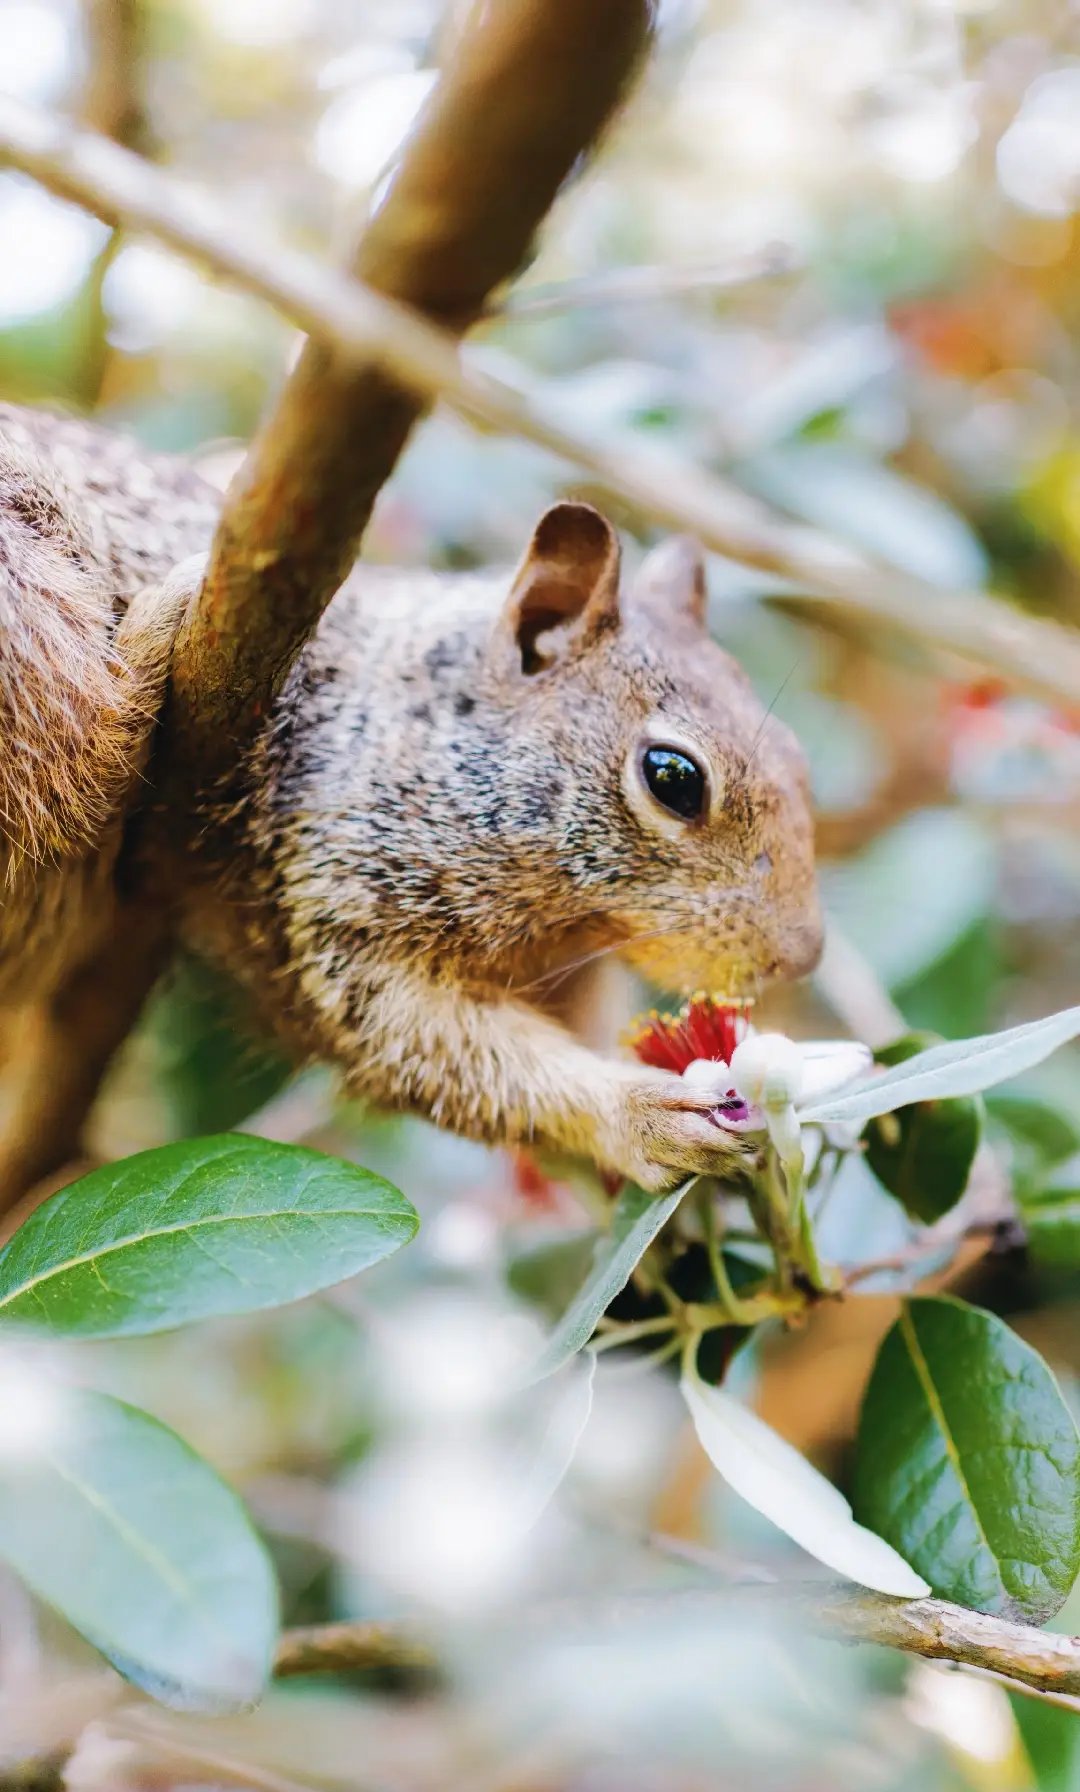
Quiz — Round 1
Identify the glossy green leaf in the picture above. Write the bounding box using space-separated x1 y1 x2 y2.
1022 1156 1080 1268
0 1134 418 1338
526 1180 693 1383
863 1033 982 1224
0 1386 276 1709
853 1296 1080 1622
801 1005 1080 1127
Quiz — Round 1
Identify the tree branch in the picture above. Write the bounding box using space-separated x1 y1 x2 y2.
272 1588 1080 1702
80 0 150 151
806 1586 1080 1701
272 1620 435 1679
168 0 657 788
75 0 150 408
3 95 1080 721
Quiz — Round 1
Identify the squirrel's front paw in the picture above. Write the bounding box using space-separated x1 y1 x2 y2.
600 1066 757 1193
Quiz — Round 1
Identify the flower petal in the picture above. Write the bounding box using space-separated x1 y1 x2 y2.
796 1042 873 1103
729 1035 802 1108
681 1058 732 1094
681 1061 762 1130
681 1349 930 1599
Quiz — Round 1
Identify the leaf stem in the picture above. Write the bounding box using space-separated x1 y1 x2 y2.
591 1315 677 1353
698 1185 778 1325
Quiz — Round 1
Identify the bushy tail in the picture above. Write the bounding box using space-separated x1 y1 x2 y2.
0 441 135 872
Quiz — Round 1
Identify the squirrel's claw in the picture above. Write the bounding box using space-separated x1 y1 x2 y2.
601 1068 757 1194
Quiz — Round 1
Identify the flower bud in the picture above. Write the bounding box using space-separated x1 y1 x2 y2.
729 1034 802 1109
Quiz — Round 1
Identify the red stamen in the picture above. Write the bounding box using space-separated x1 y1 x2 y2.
627 994 751 1074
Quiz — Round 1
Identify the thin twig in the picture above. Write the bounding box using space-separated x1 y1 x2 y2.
273 1620 435 1679
76 0 150 408
3 101 1080 720
804 1585 1080 1702
643 1529 1080 1700
271 1584 1080 1703
490 246 800 318
841 1218 1017 1289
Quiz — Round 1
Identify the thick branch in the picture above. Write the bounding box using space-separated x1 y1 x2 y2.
273 1588 1080 1701
171 0 656 783
4 100 1080 719
81 0 149 150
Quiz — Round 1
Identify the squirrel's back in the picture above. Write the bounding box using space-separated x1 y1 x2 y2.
0 404 218 868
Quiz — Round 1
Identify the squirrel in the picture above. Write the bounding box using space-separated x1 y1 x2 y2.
0 400 822 1202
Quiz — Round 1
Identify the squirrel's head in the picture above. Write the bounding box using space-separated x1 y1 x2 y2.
484 501 822 1000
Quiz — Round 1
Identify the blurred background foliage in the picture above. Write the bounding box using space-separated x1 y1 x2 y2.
4 0 1080 1785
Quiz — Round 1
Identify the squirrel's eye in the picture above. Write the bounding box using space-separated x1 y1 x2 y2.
641 746 707 820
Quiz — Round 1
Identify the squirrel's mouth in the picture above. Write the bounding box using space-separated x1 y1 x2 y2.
618 932 764 1001
616 899 822 997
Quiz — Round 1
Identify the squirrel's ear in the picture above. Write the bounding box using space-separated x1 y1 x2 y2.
499 502 621 674
631 536 707 627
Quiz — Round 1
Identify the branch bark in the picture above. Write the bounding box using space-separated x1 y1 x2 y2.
4 97 1080 722
168 0 657 789
81 0 149 150
273 1620 435 1679
806 1586 1080 1701
76 0 150 408
272 1588 1080 1703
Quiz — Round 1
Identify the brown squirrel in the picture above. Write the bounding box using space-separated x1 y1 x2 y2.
0 401 821 1202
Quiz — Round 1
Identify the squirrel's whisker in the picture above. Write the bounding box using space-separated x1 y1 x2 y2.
742 659 800 776
520 925 685 994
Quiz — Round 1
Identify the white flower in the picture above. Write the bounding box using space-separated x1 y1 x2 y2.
729 1034 872 1109
685 1033 872 1169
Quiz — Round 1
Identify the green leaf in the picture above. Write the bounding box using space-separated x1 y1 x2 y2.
800 1006 1080 1128
144 959 291 1136
1012 1691 1080 1792
0 1386 276 1709
987 1092 1080 1199
853 1296 1080 1622
0 1135 418 1338
506 1228 601 1319
863 1033 982 1225
1022 1156 1080 1268
526 1180 693 1383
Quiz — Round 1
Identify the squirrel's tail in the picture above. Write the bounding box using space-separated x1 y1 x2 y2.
0 439 135 872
